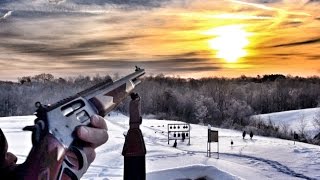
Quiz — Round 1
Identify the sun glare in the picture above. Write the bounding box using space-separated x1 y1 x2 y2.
206 25 250 63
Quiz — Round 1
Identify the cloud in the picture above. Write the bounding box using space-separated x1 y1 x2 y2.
75 39 122 48
0 30 150 58
269 38 320 48
69 0 167 7
171 66 220 72
229 0 312 16
229 0 280 11
307 0 320 3
0 0 171 14
0 31 20 38
64 57 221 73
0 10 12 20
0 40 123 58
307 55 320 60
210 13 273 20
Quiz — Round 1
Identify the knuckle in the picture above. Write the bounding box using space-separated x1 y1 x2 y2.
85 148 96 164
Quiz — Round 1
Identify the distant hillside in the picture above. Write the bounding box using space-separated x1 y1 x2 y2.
251 107 320 138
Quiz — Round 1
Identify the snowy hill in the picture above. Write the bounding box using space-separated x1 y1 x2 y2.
252 107 320 138
1 112 320 180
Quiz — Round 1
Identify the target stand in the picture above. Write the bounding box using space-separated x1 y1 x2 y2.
207 128 219 159
167 123 190 145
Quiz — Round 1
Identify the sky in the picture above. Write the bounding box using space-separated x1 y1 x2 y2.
0 0 319 81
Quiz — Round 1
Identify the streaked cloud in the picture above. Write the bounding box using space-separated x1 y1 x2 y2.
268 38 320 48
0 0 170 14
65 56 220 71
209 13 273 20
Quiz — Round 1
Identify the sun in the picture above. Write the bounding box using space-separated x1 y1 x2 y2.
206 25 250 63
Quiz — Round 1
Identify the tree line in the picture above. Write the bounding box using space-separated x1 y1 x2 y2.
0 73 319 130
0 73 112 117
135 74 320 126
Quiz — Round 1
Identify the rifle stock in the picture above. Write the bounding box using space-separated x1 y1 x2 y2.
15 134 66 179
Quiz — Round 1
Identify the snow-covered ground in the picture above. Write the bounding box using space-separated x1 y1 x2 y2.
252 107 320 138
1 111 320 180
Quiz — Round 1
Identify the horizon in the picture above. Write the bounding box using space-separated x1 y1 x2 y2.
2 72 320 83
0 0 320 81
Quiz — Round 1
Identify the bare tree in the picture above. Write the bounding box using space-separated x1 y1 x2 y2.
279 122 289 137
194 95 208 125
313 110 320 132
298 113 307 138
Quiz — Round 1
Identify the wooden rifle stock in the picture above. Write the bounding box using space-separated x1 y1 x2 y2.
14 134 66 180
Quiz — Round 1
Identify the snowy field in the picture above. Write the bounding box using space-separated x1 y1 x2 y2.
1 111 320 180
252 107 320 138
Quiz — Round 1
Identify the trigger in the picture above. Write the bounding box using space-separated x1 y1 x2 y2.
23 121 44 146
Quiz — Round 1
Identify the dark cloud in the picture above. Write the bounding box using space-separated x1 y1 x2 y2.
69 0 168 7
63 56 221 73
0 0 171 14
66 57 212 67
0 31 20 38
74 39 123 49
255 0 281 3
307 0 320 3
281 20 303 27
307 55 320 60
99 15 127 24
0 33 146 58
272 53 304 57
0 41 116 58
4 10 97 19
269 38 320 48
172 66 220 72
155 51 211 59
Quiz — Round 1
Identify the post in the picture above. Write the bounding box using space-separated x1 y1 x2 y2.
207 126 219 159
168 125 170 145
293 131 298 145
122 93 146 180
207 125 211 157
206 142 208 157
188 126 191 145
217 140 219 159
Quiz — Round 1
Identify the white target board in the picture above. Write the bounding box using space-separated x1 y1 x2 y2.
168 123 190 145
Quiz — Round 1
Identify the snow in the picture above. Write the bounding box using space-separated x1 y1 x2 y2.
1 110 320 180
252 107 320 137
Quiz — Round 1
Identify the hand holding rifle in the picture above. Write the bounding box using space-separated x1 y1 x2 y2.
0 67 145 180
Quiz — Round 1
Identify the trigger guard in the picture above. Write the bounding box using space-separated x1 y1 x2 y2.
58 146 89 180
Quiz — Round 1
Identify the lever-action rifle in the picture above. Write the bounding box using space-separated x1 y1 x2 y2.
15 67 145 180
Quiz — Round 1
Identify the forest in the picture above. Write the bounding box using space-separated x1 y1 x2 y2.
0 73 320 141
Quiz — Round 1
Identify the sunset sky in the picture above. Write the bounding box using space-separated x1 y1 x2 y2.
0 0 319 81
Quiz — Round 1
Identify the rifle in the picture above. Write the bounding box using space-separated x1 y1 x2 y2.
16 67 145 180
